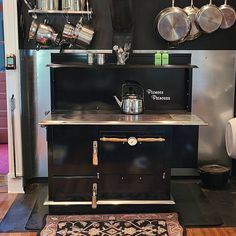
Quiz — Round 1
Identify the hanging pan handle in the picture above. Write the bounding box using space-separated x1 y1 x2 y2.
23 0 33 10
190 0 194 7
172 0 175 7
24 0 37 19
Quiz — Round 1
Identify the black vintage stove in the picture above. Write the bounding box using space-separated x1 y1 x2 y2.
40 53 206 212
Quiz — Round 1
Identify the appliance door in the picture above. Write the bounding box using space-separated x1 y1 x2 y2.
99 130 170 175
98 128 172 200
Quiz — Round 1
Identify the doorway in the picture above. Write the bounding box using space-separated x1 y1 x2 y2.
0 0 8 192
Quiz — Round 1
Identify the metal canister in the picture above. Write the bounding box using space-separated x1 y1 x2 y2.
97 54 105 65
37 0 58 10
87 53 94 65
61 0 83 11
48 0 58 10
62 23 76 43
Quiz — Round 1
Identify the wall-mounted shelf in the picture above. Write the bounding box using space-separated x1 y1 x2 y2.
47 63 198 69
28 9 92 15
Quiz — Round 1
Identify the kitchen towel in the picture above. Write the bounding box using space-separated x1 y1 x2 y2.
38 213 183 236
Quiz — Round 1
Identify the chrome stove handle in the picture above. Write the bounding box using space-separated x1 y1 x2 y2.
100 137 128 143
92 183 97 209
137 138 165 142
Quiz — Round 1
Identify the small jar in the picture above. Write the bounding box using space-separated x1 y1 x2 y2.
87 53 94 65
97 53 105 65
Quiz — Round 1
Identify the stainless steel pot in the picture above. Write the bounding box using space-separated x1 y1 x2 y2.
184 0 201 41
61 0 85 11
155 0 191 43
35 23 59 45
113 81 144 115
219 0 236 29
62 22 76 44
73 18 94 47
36 0 59 10
196 0 223 33
29 19 39 40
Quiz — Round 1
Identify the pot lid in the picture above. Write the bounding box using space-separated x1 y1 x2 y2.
199 164 230 173
123 94 141 99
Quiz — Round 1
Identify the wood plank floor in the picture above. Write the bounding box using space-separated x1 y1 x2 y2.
0 192 236 236
0 176 7 193
186 228 236 236
0 193 16 222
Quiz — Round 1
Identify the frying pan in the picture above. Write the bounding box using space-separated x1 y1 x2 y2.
219 0 236 29
155 0 191 43
196 0 223 33
184 0 201 40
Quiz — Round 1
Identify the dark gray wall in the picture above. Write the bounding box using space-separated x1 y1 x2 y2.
18 0 236 50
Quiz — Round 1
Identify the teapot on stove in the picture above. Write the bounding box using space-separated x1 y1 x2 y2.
113 81 144 115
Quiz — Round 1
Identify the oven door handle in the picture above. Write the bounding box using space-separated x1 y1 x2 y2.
92 141 98 166
137 137 165 142
100 137 165 143
100 137 128 142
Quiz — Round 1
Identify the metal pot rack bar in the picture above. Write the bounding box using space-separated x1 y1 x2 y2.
28 9 93 15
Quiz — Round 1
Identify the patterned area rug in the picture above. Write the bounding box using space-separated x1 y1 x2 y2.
39 213 183 236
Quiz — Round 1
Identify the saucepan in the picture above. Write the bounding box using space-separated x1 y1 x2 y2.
73 17 95 48
196 0 223 33
61 17 94 48
219 0 236 29
61 15 76 45
29 19 39 40
29 18 60 47
184 0 201 41
35 23 60 46
154 0 191 43
62 22 76 44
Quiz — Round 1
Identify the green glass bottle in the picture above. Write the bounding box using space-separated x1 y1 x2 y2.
155 51 162 65
162 51 169 65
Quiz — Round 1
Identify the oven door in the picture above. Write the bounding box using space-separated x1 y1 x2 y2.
99 130 171 175
98 128 172 200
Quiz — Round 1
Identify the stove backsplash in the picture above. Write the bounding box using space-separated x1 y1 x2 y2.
50 53 192 112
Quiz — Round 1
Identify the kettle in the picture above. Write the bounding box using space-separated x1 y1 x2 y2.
114 81 144 115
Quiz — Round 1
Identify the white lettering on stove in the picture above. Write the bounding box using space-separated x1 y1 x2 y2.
146 89 171 101
151 95 171 101
146 89 164 95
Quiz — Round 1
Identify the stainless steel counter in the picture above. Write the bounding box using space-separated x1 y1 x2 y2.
39 111 207 126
